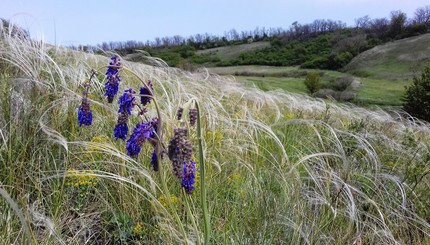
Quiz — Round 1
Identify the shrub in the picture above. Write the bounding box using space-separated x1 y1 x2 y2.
403 65 430 121
304 71 322 94
331 76 354 91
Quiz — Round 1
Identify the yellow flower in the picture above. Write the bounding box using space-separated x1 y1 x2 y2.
133 222 143 235
205 131 223 146
284 112 295 120
157 194 181 209
65 169 97 187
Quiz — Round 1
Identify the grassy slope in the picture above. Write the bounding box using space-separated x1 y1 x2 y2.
196 41 271 61
344 33 430 80
1 31 430 244
202 34 430 106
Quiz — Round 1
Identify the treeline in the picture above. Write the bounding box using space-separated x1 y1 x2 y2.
69 5 430 70
70 27 285 52
223 6 430 70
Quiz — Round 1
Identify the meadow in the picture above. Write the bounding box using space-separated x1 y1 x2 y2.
207 66 409 107
1 26 430 245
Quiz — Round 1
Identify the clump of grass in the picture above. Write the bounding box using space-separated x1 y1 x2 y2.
1 20 430 244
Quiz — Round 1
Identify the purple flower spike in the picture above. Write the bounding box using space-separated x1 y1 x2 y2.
118 88 135 115
151 150 159 171
126 121 154 157
167 128 193 179
114 113 129 141
182 160 196 194
104 56 122 103
78 98 92 126
140 80 153 106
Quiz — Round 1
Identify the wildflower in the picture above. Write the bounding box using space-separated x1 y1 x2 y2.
104 56 122 103
133 223 143 236
167 128 193 178
151 150 159 171
104 76 120 103
106 56 121 76
114 113 129 141
148 117 159 147
189 108 198 126
177 107 183 120
126 121 154 157
78 96 92 126
158 194 180 209
140 80 153 106
118 88 135 115
182 160 196 194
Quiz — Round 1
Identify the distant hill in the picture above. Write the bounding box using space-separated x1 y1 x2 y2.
344 33 430 80
196 41 271 62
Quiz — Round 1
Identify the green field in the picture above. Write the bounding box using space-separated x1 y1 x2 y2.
1 30 430 244
208 65 411 107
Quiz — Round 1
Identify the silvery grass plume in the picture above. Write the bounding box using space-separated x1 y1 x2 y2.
1 19 430 244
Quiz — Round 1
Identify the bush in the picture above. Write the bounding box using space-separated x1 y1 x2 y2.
304 71 322 94
330 76 354 91
314 89 356 101
403 65 430 122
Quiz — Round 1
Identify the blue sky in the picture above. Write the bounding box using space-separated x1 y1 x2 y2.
1 0 428 46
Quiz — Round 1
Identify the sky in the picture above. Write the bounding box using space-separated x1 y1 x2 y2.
0 0 428 46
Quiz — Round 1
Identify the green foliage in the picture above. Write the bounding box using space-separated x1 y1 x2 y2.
304 71 322 94
403 65 430 121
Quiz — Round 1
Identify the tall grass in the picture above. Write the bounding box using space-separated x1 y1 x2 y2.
1 22 430 244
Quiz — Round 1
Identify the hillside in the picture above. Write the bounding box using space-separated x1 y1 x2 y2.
1 27 430 244
344 33 430 80
196 41 271 61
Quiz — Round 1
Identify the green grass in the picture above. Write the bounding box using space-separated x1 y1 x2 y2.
208 65 412 107
196 41 271 61
1 28 430 244
238 76 307 94
355 78 410 106
345 33 430 80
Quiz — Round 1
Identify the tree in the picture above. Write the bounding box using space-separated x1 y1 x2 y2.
414 5 430 27
355 15 371 30
403 65 430 122
304 72 322 94
388 10 407 39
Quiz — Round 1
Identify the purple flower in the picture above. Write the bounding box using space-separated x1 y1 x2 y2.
189 108 198 126
177 107 183 120
167 128 193 179
118 88 135 115
77 97 92 126
151 150 159 171
114 113 129 141
140 80 153 106
106 56 121 76
104 76 120 103
182 160 196 194
126 121 154 157
104 56 122 103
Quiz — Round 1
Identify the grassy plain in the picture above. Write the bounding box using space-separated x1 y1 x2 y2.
1 29 430 244
207 65 410 106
